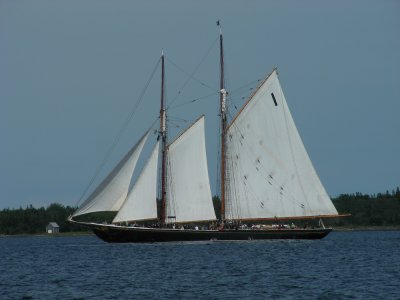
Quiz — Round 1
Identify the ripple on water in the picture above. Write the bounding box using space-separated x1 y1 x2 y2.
0 231 399 299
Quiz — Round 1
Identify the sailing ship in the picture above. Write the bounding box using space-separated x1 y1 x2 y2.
68 25 347 242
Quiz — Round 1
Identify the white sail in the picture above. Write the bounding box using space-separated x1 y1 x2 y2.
72 132 149 217
225 69 338 220
166 116 216 223
113 141 159 223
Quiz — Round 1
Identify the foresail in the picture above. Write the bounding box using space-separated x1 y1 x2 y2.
166 116 216 223
225 69 338 220
113 141 159 223
72 131 149 218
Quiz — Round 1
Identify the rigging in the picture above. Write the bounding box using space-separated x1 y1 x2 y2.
75 58 161 208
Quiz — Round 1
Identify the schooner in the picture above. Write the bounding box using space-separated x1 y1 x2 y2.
68 24 347 242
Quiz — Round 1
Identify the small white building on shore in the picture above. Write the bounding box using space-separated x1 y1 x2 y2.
46 222 60 234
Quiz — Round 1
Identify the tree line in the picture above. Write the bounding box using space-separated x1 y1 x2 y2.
326 188 400 227
0 204 80 235
0 188 399 235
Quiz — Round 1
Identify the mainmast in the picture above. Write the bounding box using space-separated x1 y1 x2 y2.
218 21 227 222
160 50 167 227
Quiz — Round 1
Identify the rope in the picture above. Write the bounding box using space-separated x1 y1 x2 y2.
75 58 161 207
165 36 219 109
168 92 218 110
228 78 262 103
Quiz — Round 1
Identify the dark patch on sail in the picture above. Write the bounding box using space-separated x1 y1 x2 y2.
271 93 278 106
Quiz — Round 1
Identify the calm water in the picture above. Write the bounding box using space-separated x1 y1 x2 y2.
0 231 399 300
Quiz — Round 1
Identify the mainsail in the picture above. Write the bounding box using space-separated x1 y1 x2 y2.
166 116 216 223
113 141 160 223
225 69 338 220
72 131 149 217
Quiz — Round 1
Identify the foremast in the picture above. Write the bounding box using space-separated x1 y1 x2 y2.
160 50 167 227
218 21 227 222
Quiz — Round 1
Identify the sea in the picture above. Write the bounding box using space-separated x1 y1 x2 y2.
0 231 399 300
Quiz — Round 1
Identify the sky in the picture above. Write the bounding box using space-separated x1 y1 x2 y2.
1 0 399 209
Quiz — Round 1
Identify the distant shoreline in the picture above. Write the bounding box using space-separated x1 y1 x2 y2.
0 231 93 238
333 226 400 231
1 227 400 237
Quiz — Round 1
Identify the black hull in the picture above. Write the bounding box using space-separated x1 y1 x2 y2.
73 222 332 243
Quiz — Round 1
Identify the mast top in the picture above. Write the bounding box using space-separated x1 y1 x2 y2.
217 20 222 35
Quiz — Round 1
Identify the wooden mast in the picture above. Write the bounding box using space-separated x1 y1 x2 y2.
218 21 227 222
160 50 167 227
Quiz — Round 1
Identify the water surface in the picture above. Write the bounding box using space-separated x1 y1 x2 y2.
0 231 399 299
